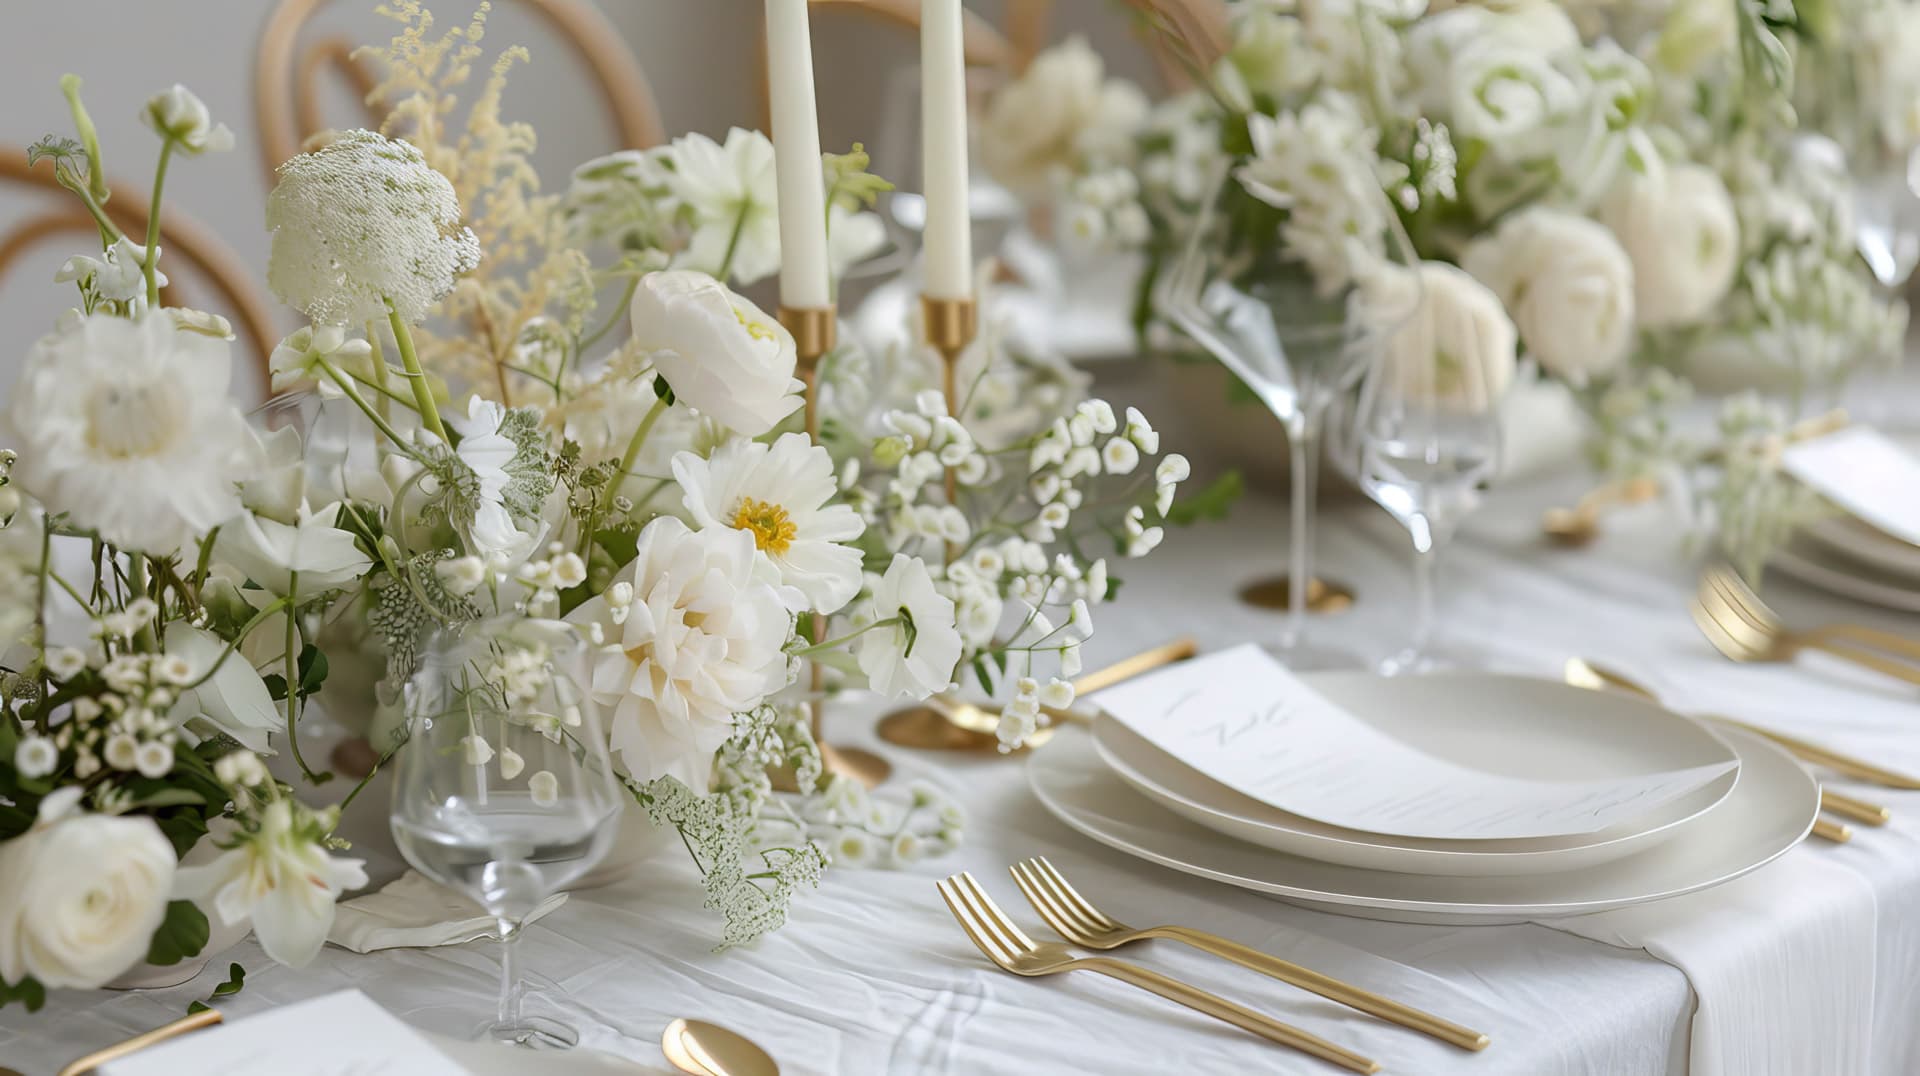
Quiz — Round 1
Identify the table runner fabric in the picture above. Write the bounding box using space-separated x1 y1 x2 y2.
4 478 1917 1075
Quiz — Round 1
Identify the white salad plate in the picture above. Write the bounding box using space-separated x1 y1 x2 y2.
1801 515 1920 583
1030 724 1814 925
1774 532 1920 613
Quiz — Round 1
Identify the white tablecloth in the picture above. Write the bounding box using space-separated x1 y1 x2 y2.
6 472 1919 1076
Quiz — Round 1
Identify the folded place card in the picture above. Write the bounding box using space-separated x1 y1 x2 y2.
1090 645 1738 841
1782 426 1920 545
100 989 464 1076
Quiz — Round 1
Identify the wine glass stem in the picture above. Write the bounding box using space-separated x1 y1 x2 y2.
1283 415 1321 649
496 916 524 1032
1409 539 1438 661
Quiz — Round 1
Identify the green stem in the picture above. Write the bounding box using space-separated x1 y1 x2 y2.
618 396 670 480
317 359 424 460
715 204 750 283
128 558 156 651
577 275 640 354
365 320 394 428
385 303 446 441
142 139 174 308
282 572 331 784
789 616 900 657
60 74 109 204
57 174 124 246
182 596 291 690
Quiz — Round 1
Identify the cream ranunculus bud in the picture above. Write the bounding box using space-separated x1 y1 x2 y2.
628 270 803 436
1462 208 1636 385
142 84 234 155
1599 161 1740 329
0 789 178 989
1371 262 1519 412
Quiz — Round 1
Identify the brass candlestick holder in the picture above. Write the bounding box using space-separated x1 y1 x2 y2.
778 305 892 789
876 295 1009 753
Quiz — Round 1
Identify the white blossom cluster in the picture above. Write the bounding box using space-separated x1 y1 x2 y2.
788 778 966 868
14 638 188 784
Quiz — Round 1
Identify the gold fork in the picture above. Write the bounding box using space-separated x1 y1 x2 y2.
1010 857 1489 1052
936 872 1379 1073
1691 566 1920 686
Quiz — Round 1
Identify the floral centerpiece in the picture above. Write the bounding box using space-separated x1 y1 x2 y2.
979 0 1912 573
0 2 1193 1008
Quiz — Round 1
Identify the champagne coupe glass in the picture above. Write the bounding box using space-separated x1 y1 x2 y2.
390 618 621 1049
1350 316 1506 674
1156 170 1422 666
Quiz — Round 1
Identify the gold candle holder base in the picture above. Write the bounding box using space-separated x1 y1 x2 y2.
1239 574 1357 614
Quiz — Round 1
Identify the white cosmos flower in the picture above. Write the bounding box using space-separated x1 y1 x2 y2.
566 517 797 788
164 622 282 754
216 502 373 595
142 84 234 155
173 799 367 967
666 127 782 285
55 237 165 303
1462 208 1635 385
672 433 865 615
1599 161 1739 328
856 555 962 700
0 790 177 989
629 270 804 436
2 312 261 554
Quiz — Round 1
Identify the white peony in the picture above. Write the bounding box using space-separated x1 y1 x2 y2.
216 501 373 595
173 799 367 968
1409 4 1581 155
164 622 280 755
979 36 1148 196
2 312 260 554
1599 161 1740 328
566 517 797 788
1463 208 1636 384
665 127 782 285
672 432 866 615
0 789 177 989
628 270 804 437
142 84 233 155
1372 262 1519 412
55 237 164 304
266 129 481 325
856 555 963 700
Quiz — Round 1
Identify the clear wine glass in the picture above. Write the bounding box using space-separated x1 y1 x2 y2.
1350 320 1506 674
390 617 621 1050
1157 170 1422 667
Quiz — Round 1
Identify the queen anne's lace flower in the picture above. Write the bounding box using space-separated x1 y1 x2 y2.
265 129 481 325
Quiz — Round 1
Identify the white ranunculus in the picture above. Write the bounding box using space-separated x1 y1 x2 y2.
979 36 1147 196
566 517 797 788
629 270 804 437
55 237 165 304
173 799 367 968
1463 208 1636 384
266 129 481 325
164 622 281 754
1409 4 1581 154
142 84 234 155
673 432 866 615
1372 262 1519 412
216 502 373 595
1600 161 1740 328
2 312 261 554
0 790 177 989
665 127 782 286
856 554 963 700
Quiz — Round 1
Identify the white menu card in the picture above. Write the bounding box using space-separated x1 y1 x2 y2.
101 989 464 1076
1782 426 1920 545
1090 645 1737 841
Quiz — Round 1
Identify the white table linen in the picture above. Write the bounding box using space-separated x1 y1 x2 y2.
4 474 1917 1076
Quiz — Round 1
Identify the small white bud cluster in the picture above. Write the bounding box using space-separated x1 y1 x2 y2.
1059 167 1149 254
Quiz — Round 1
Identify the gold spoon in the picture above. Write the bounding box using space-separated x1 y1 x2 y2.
1542 477 1660 547
662 1018 779 1076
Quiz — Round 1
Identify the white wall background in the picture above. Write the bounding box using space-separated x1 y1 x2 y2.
0 1 1163 400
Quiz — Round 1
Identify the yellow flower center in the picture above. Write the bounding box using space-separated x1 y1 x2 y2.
86 379 185 460
733 305 776 342
731 497 797 555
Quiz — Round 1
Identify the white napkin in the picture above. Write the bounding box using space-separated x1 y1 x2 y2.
1542 850 1877 1076
327 871 569 954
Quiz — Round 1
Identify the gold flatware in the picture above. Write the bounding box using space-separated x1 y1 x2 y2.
662 1018 779 1076
1009 857 1489 1052
1690 565 1920 686
937 872 1378 1073
1565 658 1920 790
878 638 1198 752
1814 818 1853 843
1820 789 1891 826
1542 477 1660 547
58 1009 223 1076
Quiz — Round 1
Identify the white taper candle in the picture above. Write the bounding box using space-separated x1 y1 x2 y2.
920 0 974 300
766 0 832 308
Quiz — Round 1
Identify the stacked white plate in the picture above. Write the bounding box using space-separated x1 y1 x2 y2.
1774 429 1920 610
1028 672 1819 925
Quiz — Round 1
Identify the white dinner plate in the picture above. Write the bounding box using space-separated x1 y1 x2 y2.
1029 724 1815 924
1093 699 1738 877
1800 515 1920 584
1772 534 1920 613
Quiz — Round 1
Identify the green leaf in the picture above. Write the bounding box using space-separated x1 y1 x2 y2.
157 811 210 858
120 787 206 811
145 901 210 967
297 645 329 695
0 974 45 1012
1164 471 1244 526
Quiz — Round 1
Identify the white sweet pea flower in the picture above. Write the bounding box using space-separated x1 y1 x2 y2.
216 502 373 595
55 237 164 303
268 325 373 397
856 554 963 699
666 128 782 285
1599 161 1739 329
142 84 233 154
173 800 368 967
165 622 281 755
1462 208 1633 385
0 792 177 988
629 270 803 436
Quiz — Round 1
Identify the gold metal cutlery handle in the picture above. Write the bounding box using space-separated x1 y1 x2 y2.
1821 789 1891 826
1078 956 1380 1073
58 1009 223 1076
1706 716 1920 790
1809 639 1920 688
1152 924 1490 1051
1815 624 1920 664
1812 817 1854 843
1071 638 1198 696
